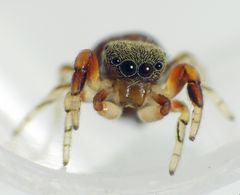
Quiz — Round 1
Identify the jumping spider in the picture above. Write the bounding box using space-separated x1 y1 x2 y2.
15 33 234 175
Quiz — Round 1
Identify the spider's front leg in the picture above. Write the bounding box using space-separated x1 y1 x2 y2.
169 100 190 175
167 52 234 120
137 95 189 175
166 63 203 141
63 49 100 166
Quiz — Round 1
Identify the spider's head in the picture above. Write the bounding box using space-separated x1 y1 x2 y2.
103 40 167 83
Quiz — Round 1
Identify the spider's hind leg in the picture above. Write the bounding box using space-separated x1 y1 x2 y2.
14 83 70 135
14 64 74 136
202 84 234 120
60 64 74 84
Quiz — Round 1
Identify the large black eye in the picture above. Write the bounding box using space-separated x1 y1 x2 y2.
119 60 137 77
111 57 121 65
155 62 163 70
138 63 154 77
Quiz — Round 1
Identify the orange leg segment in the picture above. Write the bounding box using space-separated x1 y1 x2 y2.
71 49 99 95
166 64 203 141
63 49 100 166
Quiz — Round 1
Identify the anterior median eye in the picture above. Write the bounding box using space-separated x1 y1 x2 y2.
111 57 121 65
119 60 137 77
155 62 163 70
138 63 154 77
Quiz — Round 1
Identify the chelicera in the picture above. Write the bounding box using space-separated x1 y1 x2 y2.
15 33 234 175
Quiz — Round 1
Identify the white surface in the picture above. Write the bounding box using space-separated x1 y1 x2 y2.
0 0 240 194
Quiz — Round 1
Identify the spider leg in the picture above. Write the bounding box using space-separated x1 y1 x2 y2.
14 63 74 136
165 52 199 75
202 84 234 120
138 94 191 176
93 89 122 119
63 49 100 166
14 83 70 136
166 52 234 120
63 92 79 165
169 100 190 175
166 63 203 141
59 64 74 84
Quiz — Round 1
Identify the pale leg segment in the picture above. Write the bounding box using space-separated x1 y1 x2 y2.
189 105 202 141
202 85 234 120
14 84 70 136
63 92 81 166
59 65 74 84
63 81 112 166
169 100 190 175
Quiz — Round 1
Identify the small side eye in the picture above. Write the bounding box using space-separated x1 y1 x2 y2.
111 57 121 65
155 62 164 70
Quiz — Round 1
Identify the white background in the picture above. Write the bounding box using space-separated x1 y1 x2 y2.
0 0 240 194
